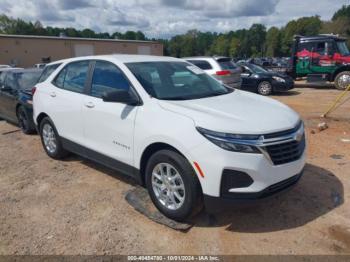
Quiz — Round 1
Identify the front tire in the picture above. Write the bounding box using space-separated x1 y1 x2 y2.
257 81 273 96
335 71 350 90
145 150 203 221
39 117 68 159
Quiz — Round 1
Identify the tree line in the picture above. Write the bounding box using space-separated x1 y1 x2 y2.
0 5 349 58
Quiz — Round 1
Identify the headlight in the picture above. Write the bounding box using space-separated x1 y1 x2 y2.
272 76 286 82
196 127 261 153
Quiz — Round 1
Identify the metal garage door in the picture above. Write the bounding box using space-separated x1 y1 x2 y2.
74 44 94 57
138 46 151 55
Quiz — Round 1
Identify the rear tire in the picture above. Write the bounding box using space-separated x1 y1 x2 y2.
145 149 203 222
17 106 35 134
335 71 350 90
39 117 68 159
257 81 272 96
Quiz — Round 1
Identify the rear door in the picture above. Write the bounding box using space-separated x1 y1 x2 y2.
48 60 91 145
82 60 138 169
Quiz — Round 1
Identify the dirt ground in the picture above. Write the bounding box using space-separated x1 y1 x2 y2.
0 83 350 255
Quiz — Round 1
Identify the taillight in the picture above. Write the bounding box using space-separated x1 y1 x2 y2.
31 86 37 96
216 70 231 76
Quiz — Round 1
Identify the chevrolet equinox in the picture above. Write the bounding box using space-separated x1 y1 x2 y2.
33 55 306 221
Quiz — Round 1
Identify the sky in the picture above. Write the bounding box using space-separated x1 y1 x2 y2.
0 0 349 38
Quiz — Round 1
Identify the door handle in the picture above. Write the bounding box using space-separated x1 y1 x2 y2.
85 101 95 108
50 92 56 97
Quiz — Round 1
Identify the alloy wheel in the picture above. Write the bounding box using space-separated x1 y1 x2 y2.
337 74 350 90
151 163 186 210
258 82 272 95
42 123 57 154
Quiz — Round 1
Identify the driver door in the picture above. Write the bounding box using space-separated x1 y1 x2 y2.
82 60 138 170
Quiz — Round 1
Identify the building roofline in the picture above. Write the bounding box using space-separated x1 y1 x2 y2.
0 34 160 44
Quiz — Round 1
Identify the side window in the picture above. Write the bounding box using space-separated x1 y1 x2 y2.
53 67 67 89
187 60 212 70
38 63 62 83
326 41 336 56
0 72 6 87
298 42 314 52
5 73 16 91
53 61 90 93
315 42 326 55
91 61 130 98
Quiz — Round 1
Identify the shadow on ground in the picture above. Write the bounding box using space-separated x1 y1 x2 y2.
60 155 343 233
194 163 343 233
273 90 300 96
295 82 335 90
62 154 139 187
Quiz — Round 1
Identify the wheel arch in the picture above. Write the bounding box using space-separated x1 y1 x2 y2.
138 142 202 192
36 112 49 130
15 103 22 116
331 65 350 82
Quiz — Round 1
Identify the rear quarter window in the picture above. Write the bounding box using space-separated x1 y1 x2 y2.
52 61 90 93
38 63 62 83
187 60 213 70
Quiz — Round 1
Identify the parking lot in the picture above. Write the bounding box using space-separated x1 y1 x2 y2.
0 84 349 255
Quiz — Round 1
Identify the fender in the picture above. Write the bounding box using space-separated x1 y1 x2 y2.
331 64 350 82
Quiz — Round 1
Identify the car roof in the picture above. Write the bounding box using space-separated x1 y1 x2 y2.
0 67 23 72
296 34 347 42
182 56 230 61
7 68 43 74
47 54 182 66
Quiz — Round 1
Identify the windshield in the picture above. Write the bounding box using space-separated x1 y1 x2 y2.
126 61 233 100
248 63 269 74
15 72 41 90
336 41 350 56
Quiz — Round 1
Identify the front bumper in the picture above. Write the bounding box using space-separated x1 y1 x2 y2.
272 80 294 91
203 170 303 212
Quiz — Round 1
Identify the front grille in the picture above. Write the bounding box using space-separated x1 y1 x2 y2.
265 134 306 165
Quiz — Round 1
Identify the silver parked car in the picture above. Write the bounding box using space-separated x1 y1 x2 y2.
183 56 242 88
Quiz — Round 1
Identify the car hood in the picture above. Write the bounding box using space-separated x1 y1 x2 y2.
158 90 300 135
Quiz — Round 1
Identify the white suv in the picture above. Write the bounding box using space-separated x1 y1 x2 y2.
33 55 306 221
183 56 242 88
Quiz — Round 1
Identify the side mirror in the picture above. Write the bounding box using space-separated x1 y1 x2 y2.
240 67 251 77
102 89 140 106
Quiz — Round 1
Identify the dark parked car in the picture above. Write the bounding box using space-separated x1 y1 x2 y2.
0 69 43 134
237 62 294 96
